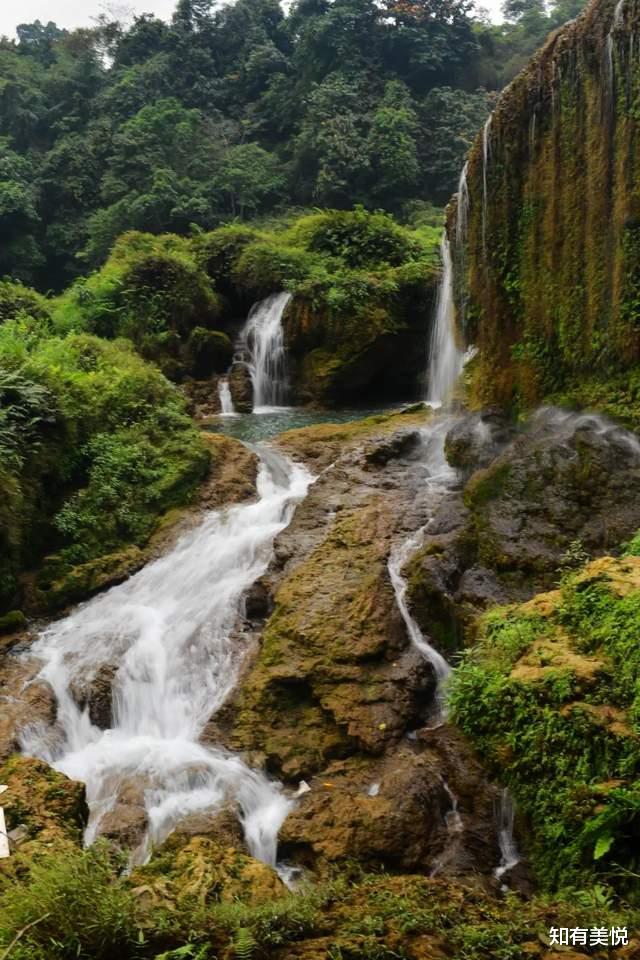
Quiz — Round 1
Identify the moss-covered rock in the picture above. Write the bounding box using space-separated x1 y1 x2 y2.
231 495 435 779
458 0 640 412
449 555 640 892
0 756 87 881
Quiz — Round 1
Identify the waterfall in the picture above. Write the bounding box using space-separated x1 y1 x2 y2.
454 163 470 329
603 0 625 108
240 292 291 411
427 236 465 407
495 789 520 880
387 420 458 719
20 446 312 866
218 377 236 416
481 115 492 255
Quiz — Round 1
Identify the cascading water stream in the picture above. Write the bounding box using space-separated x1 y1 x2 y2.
495 789 520 881
481 114 492 256
239 291 291 411
20 445 313 866
387 420 459 719
605 0 625 96
427 237 465 408
218 377 236 416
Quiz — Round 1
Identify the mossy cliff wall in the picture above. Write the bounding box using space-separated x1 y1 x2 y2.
460 0 640 409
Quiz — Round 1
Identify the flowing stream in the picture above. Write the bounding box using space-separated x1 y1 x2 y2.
21 446 312 866
239 292 291 410
387 419 459 719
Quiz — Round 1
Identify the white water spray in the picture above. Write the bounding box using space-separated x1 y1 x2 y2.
21 446 312 865
388 421 459 718
495 789 520 880
427 237 465 407
240 292 291 410
218 377 236 416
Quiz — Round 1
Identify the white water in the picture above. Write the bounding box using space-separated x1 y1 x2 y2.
240 292 291 410
217 378 237 416
454 164 470 329
481 115 492 256
387 420 458 719
605 0 625 94
21 446 312 865
427 237 465 407
495 789 520 880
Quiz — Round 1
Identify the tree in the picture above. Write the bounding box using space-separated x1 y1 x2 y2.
367 80 420 208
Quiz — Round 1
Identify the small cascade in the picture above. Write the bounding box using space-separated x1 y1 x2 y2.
427 236 465 408
239 291 291 410
455 163 470 249
495 789 520 881
481 115 492 255
605 0 625 96
387 420 459 719
20 446 313 866
430 779 464 877
217 377 236 416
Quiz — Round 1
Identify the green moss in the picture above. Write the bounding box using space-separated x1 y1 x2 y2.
0 609 26 633
461 0 640 411
449 556 640 893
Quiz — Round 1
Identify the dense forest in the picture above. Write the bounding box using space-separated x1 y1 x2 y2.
2 0 584 292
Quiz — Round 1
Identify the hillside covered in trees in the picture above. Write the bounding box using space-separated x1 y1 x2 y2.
2 0 583 293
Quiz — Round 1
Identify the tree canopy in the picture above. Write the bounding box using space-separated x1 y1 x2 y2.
0 0 585 290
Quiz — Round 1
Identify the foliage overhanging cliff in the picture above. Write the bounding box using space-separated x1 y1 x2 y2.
459 0 640 411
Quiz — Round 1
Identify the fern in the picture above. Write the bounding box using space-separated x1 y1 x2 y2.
232 927 256 960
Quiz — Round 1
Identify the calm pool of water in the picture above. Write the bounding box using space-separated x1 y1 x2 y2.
203 404 405 444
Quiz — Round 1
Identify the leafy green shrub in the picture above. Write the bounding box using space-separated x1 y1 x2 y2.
52 232 222 376
449 569 640 892
185 328 233 377
0 279 51 324
0 329 208 610
285 208 422 269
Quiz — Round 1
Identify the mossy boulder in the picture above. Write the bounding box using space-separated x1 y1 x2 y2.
0 756 87 879
231 496 435 779
132 833 284 911
449 555 640 892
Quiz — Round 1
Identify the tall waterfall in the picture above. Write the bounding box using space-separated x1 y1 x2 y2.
240 292 291 410
427 236 465 407
481 115 492 256
21 447 312 865
388 420 459 719
218 377 236 416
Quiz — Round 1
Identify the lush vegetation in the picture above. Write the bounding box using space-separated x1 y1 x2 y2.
0 281 209 618
0 840 635 960
0 0 585 292
449 556 640 897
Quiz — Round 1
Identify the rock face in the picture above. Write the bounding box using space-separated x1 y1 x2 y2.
224 409 502 879
0 756 87 875
458 0 640 409
406 407 640 643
